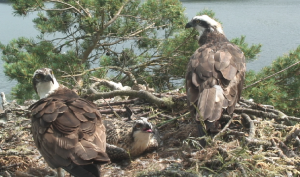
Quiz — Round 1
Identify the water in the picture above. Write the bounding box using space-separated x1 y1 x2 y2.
0 3 39 102
183 0 300 70
1 0 300 102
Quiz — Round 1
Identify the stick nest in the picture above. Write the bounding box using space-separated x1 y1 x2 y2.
1 91 300 177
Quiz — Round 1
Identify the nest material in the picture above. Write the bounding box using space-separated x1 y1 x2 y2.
1 92 300 176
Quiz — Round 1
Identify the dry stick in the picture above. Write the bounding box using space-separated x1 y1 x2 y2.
157 112 189 128
102 97 121 119
212 116 234 141
284 128 300 144
97 98 139 107
235 162 248 177
0 163 22 170
271 139 294 165
235 108 278 119
244 60 300 89
88 89 171 107
241 113 255 139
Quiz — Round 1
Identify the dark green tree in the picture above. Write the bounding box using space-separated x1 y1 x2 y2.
0 0 261 102
243 46 300 117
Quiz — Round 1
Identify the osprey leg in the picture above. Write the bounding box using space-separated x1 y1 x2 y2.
196 121 206 147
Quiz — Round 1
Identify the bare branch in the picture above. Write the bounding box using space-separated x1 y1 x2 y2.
46 0 83 15
244 60 300 89
103 0 129 29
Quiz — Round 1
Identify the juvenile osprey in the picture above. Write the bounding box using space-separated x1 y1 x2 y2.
29 68 110 177
104 118 160 160
185 15 246 145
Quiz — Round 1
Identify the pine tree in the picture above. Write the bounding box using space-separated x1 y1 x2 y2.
0 1 260 102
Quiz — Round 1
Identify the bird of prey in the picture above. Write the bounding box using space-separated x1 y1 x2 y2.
29 68 110 177
185 15 246 145
104 118 160 160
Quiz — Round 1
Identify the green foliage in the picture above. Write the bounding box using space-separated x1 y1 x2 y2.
1 1 260 102
230 35 262 61
243 46 300 116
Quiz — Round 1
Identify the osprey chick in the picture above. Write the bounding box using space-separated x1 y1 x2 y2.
104 118 159 160
185 15 246 146
29 68 110 177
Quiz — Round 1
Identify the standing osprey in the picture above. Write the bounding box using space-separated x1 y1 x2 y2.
29 68 110 177
104 118 160 160
185 15 246 145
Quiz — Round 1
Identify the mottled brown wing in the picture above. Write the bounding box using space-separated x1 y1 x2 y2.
29 94 110 169
186 42 246 124
103 119 133 150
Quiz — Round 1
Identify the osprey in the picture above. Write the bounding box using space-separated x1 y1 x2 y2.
29 68 110 177
185 15 246 145
104 118 159 160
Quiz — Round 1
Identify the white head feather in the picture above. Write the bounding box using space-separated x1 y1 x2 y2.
191 15 224 36
33 68 59 99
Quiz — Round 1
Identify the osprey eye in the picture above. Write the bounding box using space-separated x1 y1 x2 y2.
135 124 142 128
50 70 53 75
35 75 41 79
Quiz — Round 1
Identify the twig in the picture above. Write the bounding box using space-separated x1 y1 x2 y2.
284 128 300 144
235 162 248 177
213 116 234 141
245 137 272 147
99 108 145 114
97 98 139 107
87 89 173 108
271 139 294 165
235 108 278 119
102 98 121 119
244 60 300 89
0 163 22 170
157 112 189 127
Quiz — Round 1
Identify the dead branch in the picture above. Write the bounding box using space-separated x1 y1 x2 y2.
213 116 234 141
241 113 255 139
97 98 139 107
234 108 278 119
284 127 300 144
0 163 22 170
99 108 145 114
87 89 174 108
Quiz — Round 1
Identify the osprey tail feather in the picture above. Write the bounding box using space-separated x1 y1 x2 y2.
195 85 226 132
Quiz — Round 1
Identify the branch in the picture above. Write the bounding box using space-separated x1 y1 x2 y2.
61 66 137 84
241 113 255 139
89 78 131 91
87 89 173 108
46 0 83 15
244 60 300 89
103 0 128 29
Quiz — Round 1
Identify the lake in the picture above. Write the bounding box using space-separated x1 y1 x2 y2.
0 0 300 103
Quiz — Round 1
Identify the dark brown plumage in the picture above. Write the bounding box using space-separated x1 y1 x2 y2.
29 68 110 177
185 15 246 145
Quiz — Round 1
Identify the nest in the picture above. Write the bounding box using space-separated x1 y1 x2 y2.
1 91 300 176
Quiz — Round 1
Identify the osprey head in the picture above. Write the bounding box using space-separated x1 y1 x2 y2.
132 118 153 134
32 68 59 99
185 15 223 36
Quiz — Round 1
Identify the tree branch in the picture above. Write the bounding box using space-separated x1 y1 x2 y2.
87 89 173 108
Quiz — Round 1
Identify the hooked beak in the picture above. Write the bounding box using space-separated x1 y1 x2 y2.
185 21 193 29
45 74 54 84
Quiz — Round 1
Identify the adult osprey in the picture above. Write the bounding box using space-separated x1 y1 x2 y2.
29 68 110 177
185 15 246 145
